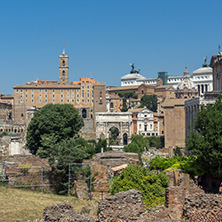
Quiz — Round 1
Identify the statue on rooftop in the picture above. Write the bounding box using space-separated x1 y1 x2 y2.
130 63 140 74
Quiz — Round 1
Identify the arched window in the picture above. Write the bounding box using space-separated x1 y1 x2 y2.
82 108 87 118
110 102 114 109
62 71 65 76
62 60 65 66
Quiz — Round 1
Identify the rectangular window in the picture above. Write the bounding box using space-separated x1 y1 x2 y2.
45 99 47 102
67 89 69 92
25 99 27 103
26 95 28 98
21 89 23 92
20 99 23 103
45 95 47 98
77 94 79 98
61 95 63 98
144 125 147 131
77 89 79 92
72 94 74 98
87 99 89 103
16 89 18 92
39 89 41 92
72 89 74 92
61 99 63 102
52 99 55 103
39 94 42 97
77 99 79 103
32 99 34 103
20 94 23 97
72 99 74 103
67 94 69 98
67 100 69 103
82 99 84 102
32 94 34 98
45 89 47 92
53 94 55 98
39 99 42 103
26 89 28 92
61 89 63 92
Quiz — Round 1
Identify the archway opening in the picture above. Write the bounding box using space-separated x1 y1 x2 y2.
123 133 128 145
109 126 119 145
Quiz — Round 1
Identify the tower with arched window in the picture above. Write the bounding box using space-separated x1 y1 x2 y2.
59 48 69 84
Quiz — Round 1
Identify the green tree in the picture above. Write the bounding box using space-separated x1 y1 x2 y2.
26 104 84 158
139 95 158 112
174 146 183 157
148 136 162 148
109 165 170 208
95 138 112 153
118 91 138 112
124 134 150 154
48 136 91 194
186 95 222 179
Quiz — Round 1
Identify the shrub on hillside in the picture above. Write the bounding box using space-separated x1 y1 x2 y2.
109 165 169 208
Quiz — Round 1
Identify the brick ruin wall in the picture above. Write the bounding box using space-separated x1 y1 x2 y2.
1 155 51 192
98 189 145 221
97 171 222 221
145 171 222 221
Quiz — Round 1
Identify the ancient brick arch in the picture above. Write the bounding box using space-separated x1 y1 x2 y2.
95 112 132 146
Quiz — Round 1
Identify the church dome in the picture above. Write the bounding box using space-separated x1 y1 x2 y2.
177 68 196 90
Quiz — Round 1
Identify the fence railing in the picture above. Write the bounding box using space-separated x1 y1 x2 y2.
0 161 109 200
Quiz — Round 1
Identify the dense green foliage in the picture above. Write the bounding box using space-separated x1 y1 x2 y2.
124 135 162 153
174 146 183 157
26 104 84 158
124 134 150 154
118 91 138 112
94 138 112 153
139 94 158 112
109 165 170 208
47 136 92 194
149 156 204 178
118 91 138 99
148 136 162 148
186 95 222 179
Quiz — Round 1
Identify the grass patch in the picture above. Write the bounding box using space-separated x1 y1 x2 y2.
0 187 96 222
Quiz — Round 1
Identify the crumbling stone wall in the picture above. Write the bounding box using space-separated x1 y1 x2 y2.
93 151 139 169
98 189 145 221
1 154 49 167
183 193 222 222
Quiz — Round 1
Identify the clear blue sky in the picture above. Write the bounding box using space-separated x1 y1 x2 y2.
1 0 221 94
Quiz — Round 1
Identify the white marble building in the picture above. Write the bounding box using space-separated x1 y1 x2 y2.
136 108 158 136
121 62 213 96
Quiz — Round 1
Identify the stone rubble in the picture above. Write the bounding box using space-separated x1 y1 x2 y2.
43 202 95 222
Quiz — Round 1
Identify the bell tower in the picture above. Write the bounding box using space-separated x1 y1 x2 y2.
59 48 69 84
